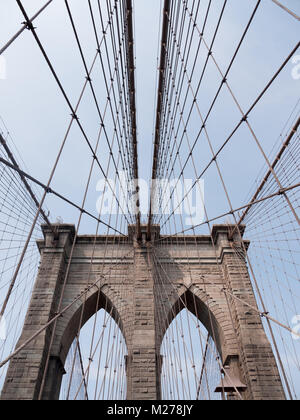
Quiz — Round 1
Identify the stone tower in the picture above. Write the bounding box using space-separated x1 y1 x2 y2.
1 224 285 400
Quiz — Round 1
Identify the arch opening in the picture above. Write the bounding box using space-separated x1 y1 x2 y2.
158 289 231 400
59 307 128 400
160 290 227 358
160 308 223 400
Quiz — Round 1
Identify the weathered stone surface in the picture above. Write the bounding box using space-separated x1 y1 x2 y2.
0 224 285 400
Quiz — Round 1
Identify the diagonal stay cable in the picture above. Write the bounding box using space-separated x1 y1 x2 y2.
0 247 135 370
0 156 125 236
38 0 138 398
270 0 300 21
183 0 300 226
159 41 300 229
0 134 51 227
64 0 134 223
155 0 260 225
154 0 225 219
154 181 300 242
124 0 141 237
0 53 95 320
148 0 172 238
238 115 300 225
0 1 133 322
0 0 54 55
16 0 131 225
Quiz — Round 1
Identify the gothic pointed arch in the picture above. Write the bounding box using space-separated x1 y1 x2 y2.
158 287 237 362
58 286 127 367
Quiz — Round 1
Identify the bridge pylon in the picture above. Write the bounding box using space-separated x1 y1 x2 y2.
1 224 285 400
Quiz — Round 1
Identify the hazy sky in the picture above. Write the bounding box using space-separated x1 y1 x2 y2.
0 0 299 234
0 0 299 399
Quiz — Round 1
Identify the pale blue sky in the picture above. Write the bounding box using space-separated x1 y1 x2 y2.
0 0 299 232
